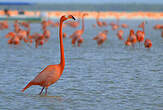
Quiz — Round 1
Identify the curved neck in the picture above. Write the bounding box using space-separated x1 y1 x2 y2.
96 14 100 23
81 15 85 32
142 25 145 33
59 20 65 69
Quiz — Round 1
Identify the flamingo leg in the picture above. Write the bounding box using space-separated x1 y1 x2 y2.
45 88 48 95
39 87 44 95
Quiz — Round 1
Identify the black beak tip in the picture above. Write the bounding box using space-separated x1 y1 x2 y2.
72 16 76 20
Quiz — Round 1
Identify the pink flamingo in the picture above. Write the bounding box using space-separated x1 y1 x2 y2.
93 30 108 46
69 13 88 47
21 15 75 95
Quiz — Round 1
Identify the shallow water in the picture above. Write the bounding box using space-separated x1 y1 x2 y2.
0 19 163 110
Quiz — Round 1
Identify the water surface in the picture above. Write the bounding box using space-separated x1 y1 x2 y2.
0 19 163 110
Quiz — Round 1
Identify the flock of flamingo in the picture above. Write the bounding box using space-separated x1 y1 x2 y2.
1 12 163 49
0 12 163 95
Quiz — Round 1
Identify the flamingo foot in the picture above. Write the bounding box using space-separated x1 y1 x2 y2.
45 88 48 96
39 87 44 95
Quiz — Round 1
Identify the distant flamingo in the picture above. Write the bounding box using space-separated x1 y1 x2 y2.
0 20 8 30
128 29 137 47
109 22 119 30
41 20 49 30
153 24 163 30
47 20 59 27
18 30 26 41
29 32 45 48
14 20 20 33
136 30 144 46
117 30 124 40
153 24 163 38
5 32 20 45
69 13 88 47
36 36 44 48
19 21 30 28
125 40 132 46
66 19 80 28
95 12 107 27
138 21 146 35
5 32 15 38
96 13 103 27
93 30 108 46
43 29 51 41
31 33 45 48
144 38 152 48
121 24 128 28
28 26 50 48
136 21 146 46
21 15 75 95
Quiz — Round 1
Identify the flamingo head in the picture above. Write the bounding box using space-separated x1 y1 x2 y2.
138 21 147 28
130 29 135 35
67 15 76 20
61 15 75 22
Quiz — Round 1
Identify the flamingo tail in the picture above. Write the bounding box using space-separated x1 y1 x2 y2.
21 82 35 92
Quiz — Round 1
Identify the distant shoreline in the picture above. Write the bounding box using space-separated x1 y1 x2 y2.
0 10 163 20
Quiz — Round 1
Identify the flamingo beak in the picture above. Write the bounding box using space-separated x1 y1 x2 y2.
72 16 76 20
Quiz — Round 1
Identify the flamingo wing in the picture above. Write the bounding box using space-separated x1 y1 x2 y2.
22 65 61 92
31 65 60 86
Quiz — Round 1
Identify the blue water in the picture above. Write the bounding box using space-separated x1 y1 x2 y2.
0 19 163 110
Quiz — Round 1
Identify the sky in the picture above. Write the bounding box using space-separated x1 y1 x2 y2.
0 0 163 4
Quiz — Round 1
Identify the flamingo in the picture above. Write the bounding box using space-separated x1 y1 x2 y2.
31 33 45 48
95 12 107 27
109 22 119 31
69 13 88 47
136 30 144 46
121 24 128 28
125 40 132 46
29 27 50 48
93 30 108 46
30 32 45 48
35 36 45 48
153 24 163 38
14 20 20 33
43 29 51 41
153 24 163 30
19 22 32 44
19 21 30 28
0 20 8 30
117 30 124 40
5 32 20 45
127 29 137 47
144 38 152 48
95 13 103 27
138 21 146 35
21 15 75 95
41 20 49 30
136 21 146 46
66 19 80 28
47 20 59 28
